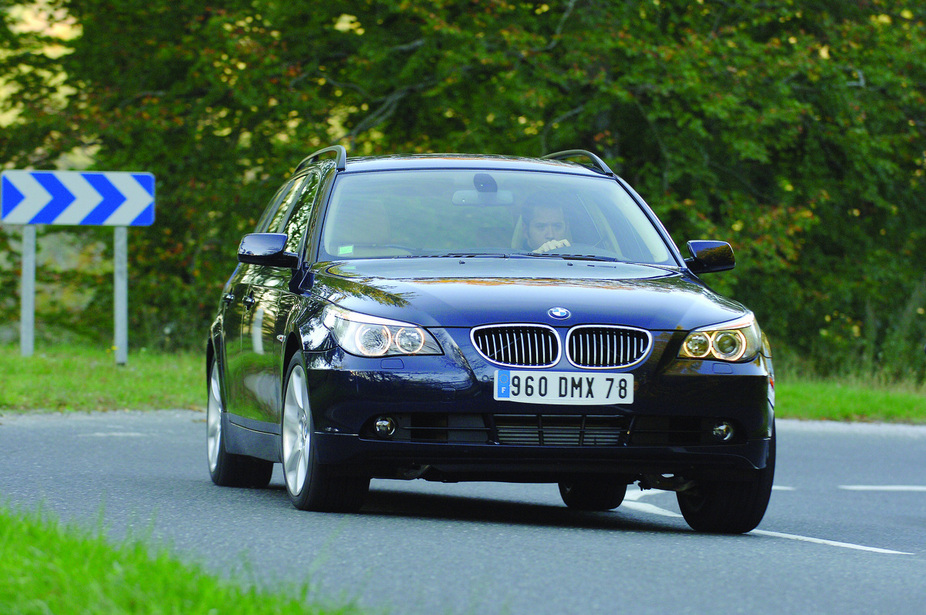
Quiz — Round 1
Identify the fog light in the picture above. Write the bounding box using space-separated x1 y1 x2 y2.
712 421 734 442
374 416 396 437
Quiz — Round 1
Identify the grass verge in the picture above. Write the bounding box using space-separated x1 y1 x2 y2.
0 505 360 615
0 344 202 412
776 379 926 423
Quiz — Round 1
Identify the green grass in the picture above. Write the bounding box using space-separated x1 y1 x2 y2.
0 344 202 413
776 379 926 423
0 505 360 615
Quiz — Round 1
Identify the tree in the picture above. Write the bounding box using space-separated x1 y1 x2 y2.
2 0 924 380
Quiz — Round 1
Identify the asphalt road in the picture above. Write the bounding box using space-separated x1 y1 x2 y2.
1 410 925 614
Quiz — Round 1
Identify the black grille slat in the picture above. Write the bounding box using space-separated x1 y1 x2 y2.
472 325 559 367
472 324 651 369
628 416 706 446
363 413 734 448
494 414 629 447
567 326 651 368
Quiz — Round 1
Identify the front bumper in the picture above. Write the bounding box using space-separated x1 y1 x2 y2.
303 335 774 483
313 432 771 482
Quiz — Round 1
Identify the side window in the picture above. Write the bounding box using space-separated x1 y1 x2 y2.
265 178 305 234
283 171 321 253
254 179 297 233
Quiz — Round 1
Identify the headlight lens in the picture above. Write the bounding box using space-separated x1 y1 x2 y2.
355 324 392 356
679 314 761 362
683 332 712 358
323 306 443 357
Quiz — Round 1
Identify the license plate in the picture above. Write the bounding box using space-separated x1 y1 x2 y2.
494 370 633 405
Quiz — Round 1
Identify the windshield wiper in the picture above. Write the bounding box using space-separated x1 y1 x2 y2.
521 252 620 262
422 252 510 259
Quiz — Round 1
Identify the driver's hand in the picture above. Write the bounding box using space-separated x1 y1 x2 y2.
533 239 571 254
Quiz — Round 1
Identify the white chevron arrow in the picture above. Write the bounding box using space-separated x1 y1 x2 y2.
1 171 49 224
103 173 154 226
50 173 105 225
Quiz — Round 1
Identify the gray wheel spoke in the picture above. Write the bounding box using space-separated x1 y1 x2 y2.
283 364 311 496
206 363 223 472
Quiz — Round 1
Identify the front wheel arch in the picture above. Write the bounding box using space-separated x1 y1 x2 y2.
280 352 369 512
677 428 776 534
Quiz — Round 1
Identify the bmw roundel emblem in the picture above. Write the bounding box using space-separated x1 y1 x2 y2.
548 307 571 320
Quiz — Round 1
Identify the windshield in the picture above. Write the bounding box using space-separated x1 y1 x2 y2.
319 169 675 265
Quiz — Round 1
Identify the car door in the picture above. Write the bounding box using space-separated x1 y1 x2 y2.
217 260 253 414
225 177 300 419
234 169 322 426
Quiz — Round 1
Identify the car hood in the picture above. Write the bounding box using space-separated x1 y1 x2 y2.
311 258 747 331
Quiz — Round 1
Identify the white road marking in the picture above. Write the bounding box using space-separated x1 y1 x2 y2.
840 485 926 492
772 486 795 491
624 487 913 555
77 432 147 438
621 501 683 518
751 530 914 555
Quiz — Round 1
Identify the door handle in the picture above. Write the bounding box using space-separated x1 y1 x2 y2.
243 295 256 308
222 293 235 305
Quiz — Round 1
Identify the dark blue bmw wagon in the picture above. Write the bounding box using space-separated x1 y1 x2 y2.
207 146 775 534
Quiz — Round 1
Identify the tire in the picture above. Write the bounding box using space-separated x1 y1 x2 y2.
281 354 369 512
206 358 273 488
559 479 628 511
677 427 776 534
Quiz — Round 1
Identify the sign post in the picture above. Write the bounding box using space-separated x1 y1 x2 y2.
20 225 36 358
114 226 129 365
1 170 155 364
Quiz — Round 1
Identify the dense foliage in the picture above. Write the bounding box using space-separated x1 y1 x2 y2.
1 0 924 381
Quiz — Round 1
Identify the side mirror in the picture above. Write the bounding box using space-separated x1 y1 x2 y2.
237 233 298 268
685 240 735 274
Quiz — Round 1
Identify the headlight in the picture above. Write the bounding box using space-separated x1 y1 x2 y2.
322 305 443 357
679 314 762 362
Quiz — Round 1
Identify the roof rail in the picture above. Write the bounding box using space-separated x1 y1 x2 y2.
543 149 614 176
295 144 347 174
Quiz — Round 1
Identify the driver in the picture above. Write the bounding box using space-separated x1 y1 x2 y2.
522 200 571 253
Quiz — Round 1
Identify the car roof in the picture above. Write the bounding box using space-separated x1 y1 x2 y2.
338 153 608 177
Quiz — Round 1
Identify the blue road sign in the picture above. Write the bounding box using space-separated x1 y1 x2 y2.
1 170 155 226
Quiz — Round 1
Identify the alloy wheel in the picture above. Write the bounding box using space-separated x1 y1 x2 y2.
282 364 311 496
206 361 223 473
